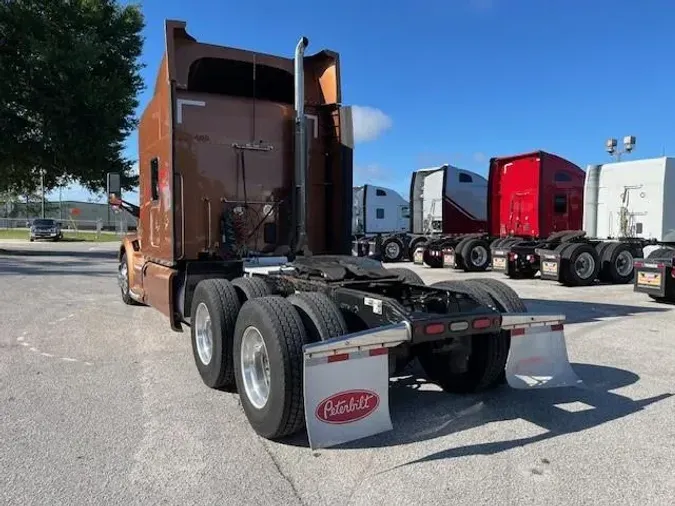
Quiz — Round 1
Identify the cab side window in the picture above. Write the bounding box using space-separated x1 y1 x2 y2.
554 194 567 214
150 158 159 201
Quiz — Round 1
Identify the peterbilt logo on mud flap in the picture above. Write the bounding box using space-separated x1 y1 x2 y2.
315 390 380 424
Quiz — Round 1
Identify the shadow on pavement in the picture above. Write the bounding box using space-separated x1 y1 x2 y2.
0 247 117 260
281 362 672 452
523 298 671 324
0 254 116 277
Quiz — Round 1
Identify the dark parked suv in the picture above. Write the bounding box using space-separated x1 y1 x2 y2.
29 219 63 242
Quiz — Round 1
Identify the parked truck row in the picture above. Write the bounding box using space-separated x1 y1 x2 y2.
107 19 582 450
356 150 675 289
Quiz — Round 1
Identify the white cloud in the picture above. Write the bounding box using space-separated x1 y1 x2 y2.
130 160 139 176
351 106 393 143
355 164 387 182
473 152 488 163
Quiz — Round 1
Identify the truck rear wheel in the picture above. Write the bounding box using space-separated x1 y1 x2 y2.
561 243 600 286
233 296 309 439
381 236 405 263
460 238 491 272
466 278 527 313
190 279 241 391
418 281 507 393
287 292 348 342
453 237 471 270
232 276 273 304
601 242 635 284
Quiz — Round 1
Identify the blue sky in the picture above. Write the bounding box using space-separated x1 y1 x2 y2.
50 0 675 203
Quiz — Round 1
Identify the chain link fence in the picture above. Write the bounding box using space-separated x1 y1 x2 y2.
0 199 136 234
0 216 133 234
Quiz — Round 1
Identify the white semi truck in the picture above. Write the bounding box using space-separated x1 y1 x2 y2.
352 184 410 237
357 164 488 263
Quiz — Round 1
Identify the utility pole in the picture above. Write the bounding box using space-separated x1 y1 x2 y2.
40 169 46 218
605 136 636 161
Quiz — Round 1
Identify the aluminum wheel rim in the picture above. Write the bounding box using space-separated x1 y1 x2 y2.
385 242 401 260
119 261 129 293
615 250 634 277
470 246 488 267
241 326 271 410
194 302 213 365
574 252 596 279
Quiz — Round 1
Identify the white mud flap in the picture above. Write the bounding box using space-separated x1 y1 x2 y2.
502 314 582 389
302 323 410 450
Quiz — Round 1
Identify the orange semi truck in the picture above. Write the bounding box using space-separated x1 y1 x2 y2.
107 19 582 449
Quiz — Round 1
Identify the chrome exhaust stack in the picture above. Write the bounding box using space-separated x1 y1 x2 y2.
293 36 309 255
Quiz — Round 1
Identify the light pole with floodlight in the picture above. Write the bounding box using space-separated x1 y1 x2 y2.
605 135 636 161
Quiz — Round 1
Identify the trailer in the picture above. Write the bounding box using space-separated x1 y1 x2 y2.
417 151 585 271
360 164 488 263
499 157 675 287
108 19 582 450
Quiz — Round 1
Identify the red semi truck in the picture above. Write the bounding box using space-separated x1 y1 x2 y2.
416 151 585 270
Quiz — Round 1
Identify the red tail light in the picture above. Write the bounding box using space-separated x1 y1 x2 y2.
424 323 445 335
472 318 492 329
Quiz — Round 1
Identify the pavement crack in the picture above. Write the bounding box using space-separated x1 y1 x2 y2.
260 439 305 505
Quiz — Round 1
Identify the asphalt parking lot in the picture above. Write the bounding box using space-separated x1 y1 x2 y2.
1 241 674 506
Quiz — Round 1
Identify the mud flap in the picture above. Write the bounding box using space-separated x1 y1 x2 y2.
538 250 562 281
302 323 410 450
442 247 456 269
502 314 582 389
413 246 425 265
490 249 508 273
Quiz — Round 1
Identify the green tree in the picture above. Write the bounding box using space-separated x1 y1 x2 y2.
0 0 145 194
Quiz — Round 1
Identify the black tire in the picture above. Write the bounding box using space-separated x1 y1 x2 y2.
460 238 492 272
287 291 348 343
420 280 507 393
387 267 425 285
595 241 615 282
464 278 526 386
190 278 241 390
408 237 428 261
601 242 636 284
453 237 471 269
430 280 496 308
381 236 405 263
118 252 140 306
647 247 675 260
466 278 527 313
232 276 273 304
233 296 309 439
561 243 600 286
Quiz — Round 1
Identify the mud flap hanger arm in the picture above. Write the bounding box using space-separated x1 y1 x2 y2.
303 312 567 359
